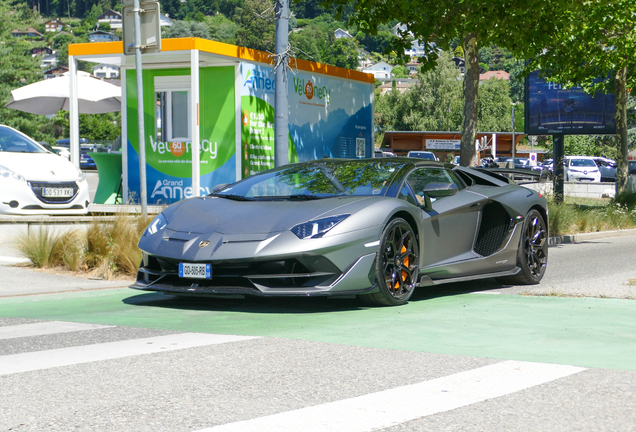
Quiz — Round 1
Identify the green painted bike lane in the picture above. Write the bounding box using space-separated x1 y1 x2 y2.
1 289 634 371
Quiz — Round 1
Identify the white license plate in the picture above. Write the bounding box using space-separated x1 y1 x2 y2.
179 263 212 279
43 188 73 197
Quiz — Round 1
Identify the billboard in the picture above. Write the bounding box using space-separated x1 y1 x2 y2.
525 70 616 135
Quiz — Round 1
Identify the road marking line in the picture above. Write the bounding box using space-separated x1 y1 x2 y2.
198 360 585 432
0 333 259 376
0 321 114 340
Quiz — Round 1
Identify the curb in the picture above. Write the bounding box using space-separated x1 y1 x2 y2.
549 228 636 246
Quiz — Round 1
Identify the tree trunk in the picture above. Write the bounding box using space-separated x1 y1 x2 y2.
614 66 629 196
460 32 479 167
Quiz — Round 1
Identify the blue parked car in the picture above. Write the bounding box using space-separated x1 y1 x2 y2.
55 139 97 170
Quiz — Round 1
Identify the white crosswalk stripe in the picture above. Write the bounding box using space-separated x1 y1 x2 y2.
0 332 259 376
0 320 587 432
197 360 586 432
0 321 113 340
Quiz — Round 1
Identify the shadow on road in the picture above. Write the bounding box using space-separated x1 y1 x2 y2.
121 278 508 313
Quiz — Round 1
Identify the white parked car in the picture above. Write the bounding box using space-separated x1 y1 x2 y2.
0 125 91 215
407 150 438 161
565 156 601 182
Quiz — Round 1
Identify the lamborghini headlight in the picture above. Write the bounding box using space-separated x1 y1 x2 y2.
0 165 26 182
144 213 168 236
291 214 350 239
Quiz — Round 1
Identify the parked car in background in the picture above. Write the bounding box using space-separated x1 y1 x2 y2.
374 150 396 158
592 157 617 182
407 150 438 161
565 156 601 182
53 146 71 160
55 138 100 169
629 160 636 175
80 145 97 170
0 125 90 215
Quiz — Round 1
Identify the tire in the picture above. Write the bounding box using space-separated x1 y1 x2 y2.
497 209 548 285
360 218 419 306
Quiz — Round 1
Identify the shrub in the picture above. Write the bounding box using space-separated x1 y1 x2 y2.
14 214 154 278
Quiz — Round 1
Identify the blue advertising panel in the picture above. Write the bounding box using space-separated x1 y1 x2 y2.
240 62 374 178
525 70 616 135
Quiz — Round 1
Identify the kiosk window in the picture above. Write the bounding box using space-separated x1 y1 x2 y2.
154 76 191 143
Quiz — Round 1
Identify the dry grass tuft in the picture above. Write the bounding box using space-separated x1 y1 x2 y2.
14 214 154 279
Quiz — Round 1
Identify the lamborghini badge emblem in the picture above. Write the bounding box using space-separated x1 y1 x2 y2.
199 241 210 248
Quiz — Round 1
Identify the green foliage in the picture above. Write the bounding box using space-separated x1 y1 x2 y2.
527 0 636 96
207 14 239 44
378 51 463 134
321 34 360 69
548 197 636 236
391 65 408 78
355 28 395 54
477 78 513 132
508 60 525 103
234 0 275 52
163 20 212 39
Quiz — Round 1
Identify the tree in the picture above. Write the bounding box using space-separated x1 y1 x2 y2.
320 33 360 69
320 0 573 167
163 20 212 39
234 0 275 52
527 0 636 195
374 80 402 144
207 14 239 44
391 65 408 78
477 78 512 132
393 51 463 132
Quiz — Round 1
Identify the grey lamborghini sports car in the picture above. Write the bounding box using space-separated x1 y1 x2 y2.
131 158 549 306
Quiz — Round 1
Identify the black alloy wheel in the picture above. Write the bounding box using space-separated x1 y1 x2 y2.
361 218 419 306
498 209 548 285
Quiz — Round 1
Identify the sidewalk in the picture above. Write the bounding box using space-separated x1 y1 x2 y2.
0 243 133 297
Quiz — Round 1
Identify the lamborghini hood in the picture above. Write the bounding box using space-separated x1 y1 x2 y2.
164 195 373 234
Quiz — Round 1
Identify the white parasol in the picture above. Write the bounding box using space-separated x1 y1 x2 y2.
5 72 121 115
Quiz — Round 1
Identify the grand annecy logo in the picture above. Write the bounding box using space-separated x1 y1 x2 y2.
243 69 275 91
293 77 331 105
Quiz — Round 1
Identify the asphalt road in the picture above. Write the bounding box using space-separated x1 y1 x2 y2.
0 233 635 431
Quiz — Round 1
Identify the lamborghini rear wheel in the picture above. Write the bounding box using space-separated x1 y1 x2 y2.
498 209 548 285
361 218 419 306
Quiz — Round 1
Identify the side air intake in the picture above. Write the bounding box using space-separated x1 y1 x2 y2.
474 202 511 257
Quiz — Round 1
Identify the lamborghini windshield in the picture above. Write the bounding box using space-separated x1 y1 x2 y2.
216 160 405 199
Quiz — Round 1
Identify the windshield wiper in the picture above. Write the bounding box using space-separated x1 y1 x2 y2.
215 194 253 201
287 194 324 200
